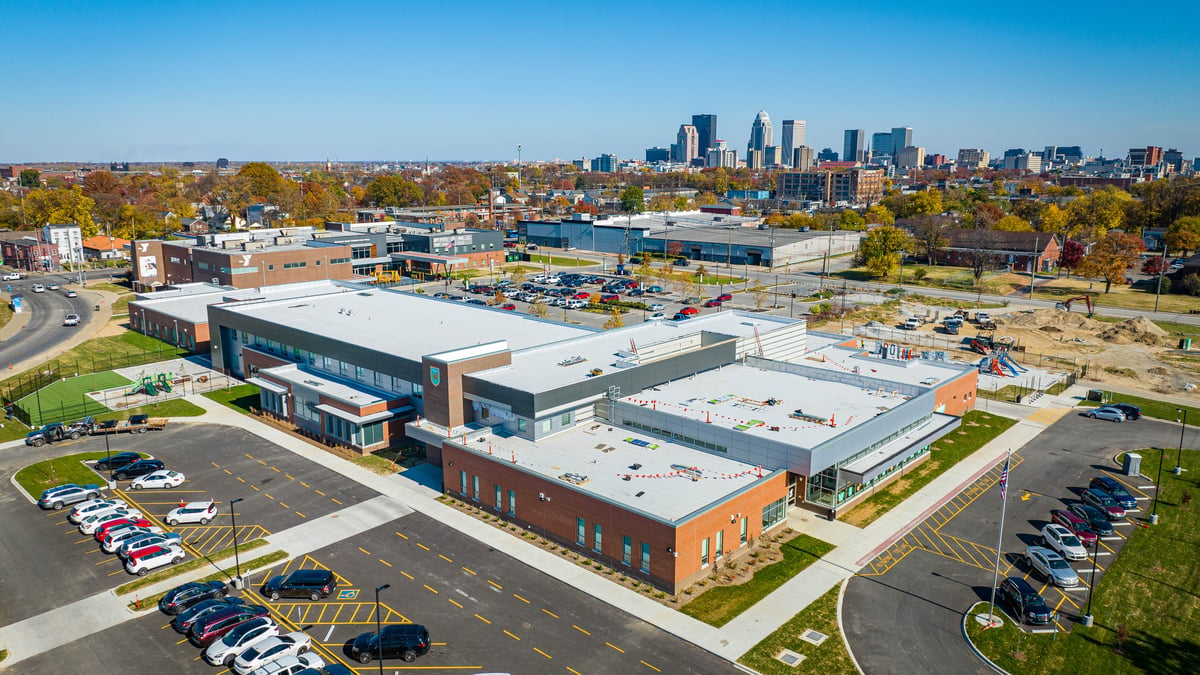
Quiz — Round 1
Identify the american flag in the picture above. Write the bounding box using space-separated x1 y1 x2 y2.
999 455 1010 501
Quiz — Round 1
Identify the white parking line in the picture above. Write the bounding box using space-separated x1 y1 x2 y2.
1101 536 1122 540
1113 522 1133 527
1063 587 1088 593
1030 628 1057 634
1137 486 1155 490
323 625 335 642
1091 551 1112 556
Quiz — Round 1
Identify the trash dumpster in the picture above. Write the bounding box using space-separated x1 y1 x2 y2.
1123 452 1142 477
1087 389 1106 402
1181 338 1192 350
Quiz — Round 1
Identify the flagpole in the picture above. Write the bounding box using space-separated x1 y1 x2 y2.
986 449 1012 627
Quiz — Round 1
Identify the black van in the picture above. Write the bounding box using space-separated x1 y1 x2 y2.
351 624 431 664
260 569 337 601
998 576 1052 625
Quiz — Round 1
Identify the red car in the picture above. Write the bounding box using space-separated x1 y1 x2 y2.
600 294 620 303
499 303 516 311
1050 509 1098 546
704 299 723 308
95 518 152 541
717 293 733 301
679 306 699 315
572 292 590 300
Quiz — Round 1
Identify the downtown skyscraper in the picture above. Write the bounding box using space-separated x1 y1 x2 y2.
691 114 717 156
843 129 866 163
780 120 806 168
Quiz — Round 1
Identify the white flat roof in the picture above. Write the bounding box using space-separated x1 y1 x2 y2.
259 364 388 407
797 333 970 388
459 424 773 523
620 362 913 448
473 312 802 392
131 280 352 324
221 288 592 362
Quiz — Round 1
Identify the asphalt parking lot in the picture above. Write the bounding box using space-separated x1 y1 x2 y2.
0 424 378 626
842 411 1173 675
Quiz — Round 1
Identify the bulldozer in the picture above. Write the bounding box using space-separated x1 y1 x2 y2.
1055 295 1094 317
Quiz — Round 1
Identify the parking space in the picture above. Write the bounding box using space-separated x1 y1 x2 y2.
843 412 1168 675
233 511 737 674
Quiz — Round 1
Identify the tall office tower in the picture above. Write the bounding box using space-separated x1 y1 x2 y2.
1128 146 1164 166
645 147 669 163
890 127 913 155
747 111 773 155
763 146 782 167
871 132 892 157
692 114 717 155
780 120 806 167
705 140 737 169
746 149 764 169
792 145 815 171
1164 148 1184 173
843 129 866 164
895 146 926 169
1043 146 1059 165
671 124 699 163
957 148 990 170
817 148 839 162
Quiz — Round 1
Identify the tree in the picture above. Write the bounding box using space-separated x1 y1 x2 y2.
236 162 288 203
527 301 550 319
857 225 910 278
647 194 674 212
601 307 624 329
1166 216 1200 255
18 169 41 189
864 204 895 225
971 202 1005 229
573 201 598 215
993 215 1032 232
1065 187 1132 242
908 189 943 217
911 216 949 265
961 229 1003 294
22 186 97 236
695 191 718 206
1038 203 1069 236
838 209 866 230
365 176 424 208
1059 239 1086 277
1180 273 1200 297
619 186 645 213
1077 231 1144 293
673 195 690 210
1141 256 1167 276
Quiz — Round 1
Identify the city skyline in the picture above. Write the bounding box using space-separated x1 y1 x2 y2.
2 1 1197 162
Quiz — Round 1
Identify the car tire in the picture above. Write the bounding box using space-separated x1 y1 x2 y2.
165 483 174 489
133 483 143 490
137 568 148 576
172 556 183 564
114 473 126 481
270 591 280 601
1113 418 1122 423
168 518 179 526
224 656 235 667
32 438 44 447
137 427 147 433
358 653 372 664
70 431 80 440
402 649 417 662
52 501 63 510
86 492 98 500
309 591 320 601
199 517 210 525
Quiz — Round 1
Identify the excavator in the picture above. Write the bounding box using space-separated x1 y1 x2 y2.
1055 295 1094 317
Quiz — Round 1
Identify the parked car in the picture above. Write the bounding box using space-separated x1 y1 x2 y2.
90 515 150 539
166 500 218 525
650 313 666 319
678 306 699 315
2 272 21 281
130 469 185 490
1069 503 1115 536
1040 523 1088 561
716 293 733 301
39 483 102 510
1049 509 1098 547
63 313 80 327
78 508 142 534
68 498 128 524
498 303 516 311
172 598 246 633
1088 476 1138 510
1085 407 1126 422
673 258 690 267
125 543 186 575
672 313 692 321
599 293 620 303
902 318 922 330
93 452 142 472
245 654 324 675
646 285 664 293
190 606 272 647
1107 402 1142 420
102 526 166 553
260 569 338 601
704 299 723 308
112 458 165 481
204 617 280 666
1025 545 1080 587
1081 488 1126 519
350 624 431 664
647 303 664 311
233 632 314 673
997 576 1053 625
116 532 182 558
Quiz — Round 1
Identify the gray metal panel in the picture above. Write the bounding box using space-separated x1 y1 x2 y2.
838 415 961 483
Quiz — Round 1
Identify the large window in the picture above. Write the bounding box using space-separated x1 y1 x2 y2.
259 390 285 416
507 489 516 516
762 497 786 530
640 543 650 573
294 396 320 423
740 517 748 545
716 530 724 560
701 538 710 567
576 518 585 546
472 475 480 501
593 524 602 553
459 470 467 495
494 484 502 510
622 536 632 566
361 421 383 446
324 415 358 444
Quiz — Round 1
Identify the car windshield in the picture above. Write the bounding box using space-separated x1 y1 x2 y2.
1061 534 1081 547
1023 592 1042 603
1095 493 1115 505
1048 558 1070 569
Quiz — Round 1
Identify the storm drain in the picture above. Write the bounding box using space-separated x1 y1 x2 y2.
800 629 828 646
776 649 806 667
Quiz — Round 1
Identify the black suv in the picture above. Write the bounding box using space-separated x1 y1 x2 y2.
113 459 165 481
1107 403 1142 420
351 624 431 664
158 580 229 615
94 452 142 472
998 577 1052 625
260 569 337 601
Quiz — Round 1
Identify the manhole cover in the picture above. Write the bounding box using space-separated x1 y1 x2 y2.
776 649 805 667
800 629 828 645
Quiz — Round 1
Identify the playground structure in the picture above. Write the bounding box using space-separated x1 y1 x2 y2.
371 270 403 285
128 371 173 397
977 351 1027 378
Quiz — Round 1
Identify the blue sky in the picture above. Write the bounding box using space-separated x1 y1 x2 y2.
2 1 1197 163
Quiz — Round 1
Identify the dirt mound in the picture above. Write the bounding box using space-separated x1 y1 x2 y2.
1000 308 1100 331
1098 316 1168 346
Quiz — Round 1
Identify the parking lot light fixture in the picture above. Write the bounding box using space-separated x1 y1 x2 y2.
1081 533 1100 627
1174 409 1187 476
1151 446 1165 525
102 431 114 486
375 583 391 675
230 498 244 585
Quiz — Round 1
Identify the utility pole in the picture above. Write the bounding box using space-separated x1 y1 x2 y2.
1028 237 1039 300
1154 243 1168 312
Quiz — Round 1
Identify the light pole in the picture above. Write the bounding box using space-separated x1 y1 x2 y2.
517 145 522 190
1151 444 1165 525
1174 408 1188 475
230 498 244 585
103 431 114 488
1080 531 1100 627
374 583 391 674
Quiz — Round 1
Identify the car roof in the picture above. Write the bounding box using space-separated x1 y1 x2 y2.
287 569 334 581
1044 523 1071 535
1004 576 1037 591
1026 545 1058 557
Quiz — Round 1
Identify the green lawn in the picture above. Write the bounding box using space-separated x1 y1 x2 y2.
14 451 145 496
0 331 188 396
125 549 287 609
95 397 205 420
739 584 857 675
16 372 131 425
680 533 835 627
1078 391 1199 422
203 384 260 415
526 254 594 267
842 411 1017 527
89 281 135 314
966 447 1199 674
114 538 271 595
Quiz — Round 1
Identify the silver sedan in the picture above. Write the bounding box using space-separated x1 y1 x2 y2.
1025 545 1080 587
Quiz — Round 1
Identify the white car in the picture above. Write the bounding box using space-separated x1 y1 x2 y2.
62 313 80 326
101 526 165 553
79 508 143 534
246 654 324 675
233 632 314 674
649 312 666 320
47 283 60 291
31 284 44 293
68 498 128 524
204 617 280 667
2 272 21 281
130 469 185 490
166 500 218 526
1041 523 1088 561
116 532 182 559
124 543 186 576
1025 545 1080 587
647 303 665 311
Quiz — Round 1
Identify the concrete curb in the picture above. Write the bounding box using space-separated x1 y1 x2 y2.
961 602 1010 675
836 577 864 675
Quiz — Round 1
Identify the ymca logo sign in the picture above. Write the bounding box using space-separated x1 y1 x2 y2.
429 366 441 387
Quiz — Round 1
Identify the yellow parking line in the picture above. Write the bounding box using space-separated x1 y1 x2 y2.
513 594 530 604
314 489 325 496
257 459 267 466
279 502 288 509
641 660 661 672
567 668 582 675
107 569 125 577
417 543 431 551
542 609 558 619
461 566 476 576
395 531 408 539
572 625 590 636
237 477 246 483
606 642 624 653
250 485 259 491
448 599 463 609
271 467 281 473
379 559 392 567
331 498 342 505
285 474 295 480
534 647 552 659
211 461 221 468
264 493 275 500
331 605 345 623
401 571 414 580
488 580 502 590
475 614 490 624
223 469 232 475
358 547 371 555
504 630 521 641
300 481 310 488
295 511 305 520
438 554 453 563
424 584 438 594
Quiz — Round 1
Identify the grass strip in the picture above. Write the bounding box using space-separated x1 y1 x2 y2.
738 584 856 675
126 548 288 610
966 446 1197 674
203 384 260 415
680 533 834 627
842 410 1016 528
115 538 270 595
13 451 142 496
94 397 205 421
1077 391 1200 422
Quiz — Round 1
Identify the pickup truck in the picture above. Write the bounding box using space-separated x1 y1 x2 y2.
903 318 922 330
26 416 96 446
975 312 997 329
2 272 22 281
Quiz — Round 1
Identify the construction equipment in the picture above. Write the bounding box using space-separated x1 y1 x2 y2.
1055 295 1094 317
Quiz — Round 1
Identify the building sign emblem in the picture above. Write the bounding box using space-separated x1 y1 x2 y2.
430 366 441 387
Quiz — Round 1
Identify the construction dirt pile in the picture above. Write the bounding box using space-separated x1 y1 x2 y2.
998 309 1100 331
1097 316 1169 346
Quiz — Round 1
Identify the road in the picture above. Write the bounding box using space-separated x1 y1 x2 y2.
0 274 98 371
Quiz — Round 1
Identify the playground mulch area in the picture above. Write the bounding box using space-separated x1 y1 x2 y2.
17 371 131 425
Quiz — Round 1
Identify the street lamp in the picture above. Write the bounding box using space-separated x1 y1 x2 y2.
1151 444 1165 525
1080 531 1100 627
1174 408 1188 475
374 583 391 674
230 498 244 586
103 431 114 487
